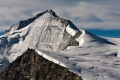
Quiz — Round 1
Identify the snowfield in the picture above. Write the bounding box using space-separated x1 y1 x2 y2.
0 10 120 80
34 29 120 80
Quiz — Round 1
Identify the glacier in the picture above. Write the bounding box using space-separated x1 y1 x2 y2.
0 9 120 80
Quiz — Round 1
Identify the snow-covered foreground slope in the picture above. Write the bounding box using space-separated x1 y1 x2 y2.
35 30 120 80
0 10 120 80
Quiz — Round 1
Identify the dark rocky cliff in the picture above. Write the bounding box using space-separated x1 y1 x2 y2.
0 49 83 80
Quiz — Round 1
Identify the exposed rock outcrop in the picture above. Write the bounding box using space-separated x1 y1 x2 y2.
0 49 83 80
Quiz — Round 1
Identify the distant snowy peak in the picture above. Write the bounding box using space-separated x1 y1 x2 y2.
25 9 81 51
6 9 59 33
0 9 81 63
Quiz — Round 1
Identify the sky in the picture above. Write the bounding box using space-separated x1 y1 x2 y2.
0 0 120 37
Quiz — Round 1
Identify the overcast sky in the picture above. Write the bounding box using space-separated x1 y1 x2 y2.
0 0 120 33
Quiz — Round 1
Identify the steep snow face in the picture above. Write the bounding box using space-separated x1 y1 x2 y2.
23 12 80 51
0 10 81 63
76 30 85 46
66 24 77 36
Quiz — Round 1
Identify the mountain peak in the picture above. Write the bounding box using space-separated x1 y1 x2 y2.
47 9 53 13
44 9 58 17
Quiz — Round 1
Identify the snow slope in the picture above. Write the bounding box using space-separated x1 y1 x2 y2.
0 10 120 80
35 29 120 80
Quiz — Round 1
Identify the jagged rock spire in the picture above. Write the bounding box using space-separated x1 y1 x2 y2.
45 9 58 17
47 9 53 12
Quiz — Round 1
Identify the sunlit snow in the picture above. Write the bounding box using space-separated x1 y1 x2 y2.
34 30 120 80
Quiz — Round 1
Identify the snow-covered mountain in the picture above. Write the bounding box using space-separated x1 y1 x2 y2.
0 9 120 80
0 9 81 63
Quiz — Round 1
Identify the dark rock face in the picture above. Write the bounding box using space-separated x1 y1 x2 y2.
0 49 83 80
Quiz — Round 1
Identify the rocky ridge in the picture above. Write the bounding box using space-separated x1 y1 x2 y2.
0 48 83 80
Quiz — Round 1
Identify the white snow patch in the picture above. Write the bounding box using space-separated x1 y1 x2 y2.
66 24 77 36
76 29 85 46
117 49 120 58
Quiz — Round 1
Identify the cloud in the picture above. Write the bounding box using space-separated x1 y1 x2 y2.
53 1 120 29
0 0 120 32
